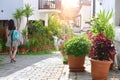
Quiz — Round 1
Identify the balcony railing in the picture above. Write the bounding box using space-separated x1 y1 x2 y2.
38 0 61 10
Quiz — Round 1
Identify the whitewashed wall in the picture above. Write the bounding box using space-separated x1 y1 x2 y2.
95 0 102 16
0 0 23 20
23 0 40 20
102 0 115 24
115 0 120 26
95 0 115 24
80 6 91 29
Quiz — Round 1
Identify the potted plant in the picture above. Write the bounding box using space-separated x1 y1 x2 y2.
89 10 116 69
18 43 27 54
89 33 115 80
64 35 90 72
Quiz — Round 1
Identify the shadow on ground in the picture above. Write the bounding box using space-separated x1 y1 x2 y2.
0 52 61 77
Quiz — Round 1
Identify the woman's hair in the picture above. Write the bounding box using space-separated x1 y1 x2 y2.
8 19 15 30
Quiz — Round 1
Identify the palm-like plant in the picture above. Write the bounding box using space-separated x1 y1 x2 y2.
23 4 33 26
13 8 24 28
90 10 114 40
23 4 33 38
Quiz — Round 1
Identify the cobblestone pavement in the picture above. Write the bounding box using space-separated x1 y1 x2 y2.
0 51 120 80
0 52 64 80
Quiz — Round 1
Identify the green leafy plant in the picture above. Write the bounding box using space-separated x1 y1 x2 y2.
22 29 27 36
28 20 44 35
13 8 24 27
23 4 33 24
0 39 6 52
64 35 91 57
23 4 34 39
90 10 115 40
48 14 63 36
63 56 68 64
28 20 54 49
0 41 2 52
89 33 115 61
28 38 37 48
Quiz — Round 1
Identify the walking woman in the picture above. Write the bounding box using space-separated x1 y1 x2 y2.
6 19 19 63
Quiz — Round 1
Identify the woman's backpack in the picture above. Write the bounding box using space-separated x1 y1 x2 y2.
11 30 20 41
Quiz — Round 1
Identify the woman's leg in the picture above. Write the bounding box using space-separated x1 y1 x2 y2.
9 47 13 63
12 46 17 60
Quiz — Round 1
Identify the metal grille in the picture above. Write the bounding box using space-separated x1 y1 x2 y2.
38 0 61 9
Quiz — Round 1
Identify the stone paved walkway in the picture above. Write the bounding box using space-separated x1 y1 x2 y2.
0 51 120 80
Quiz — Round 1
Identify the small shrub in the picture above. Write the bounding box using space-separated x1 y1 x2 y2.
64 35 91 57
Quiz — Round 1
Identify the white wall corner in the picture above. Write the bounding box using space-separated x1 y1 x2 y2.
45 13 48 26
20 16 27 31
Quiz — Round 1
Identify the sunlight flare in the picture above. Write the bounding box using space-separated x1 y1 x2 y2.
62 0 79 8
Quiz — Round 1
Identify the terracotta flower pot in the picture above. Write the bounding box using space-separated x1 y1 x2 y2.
91 59 113 80
30 47 37 52
68 55 85 72
19 48 27 54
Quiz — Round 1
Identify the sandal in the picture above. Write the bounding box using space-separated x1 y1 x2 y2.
12 59 16 62
10 59 16 63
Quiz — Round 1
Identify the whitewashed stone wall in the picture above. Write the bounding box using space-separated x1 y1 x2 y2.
114 27 120 56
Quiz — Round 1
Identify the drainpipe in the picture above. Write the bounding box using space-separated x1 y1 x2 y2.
93 0 96 17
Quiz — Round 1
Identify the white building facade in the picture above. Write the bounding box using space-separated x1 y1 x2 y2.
92 0 115 24
0 0 61 30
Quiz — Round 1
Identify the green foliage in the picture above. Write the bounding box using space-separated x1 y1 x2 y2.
0 58 3 62
23 4 33 18
90 10 115 40
0 44 2 52
13 8 24 20
63 56 68 64
28 38 37 48
22 29 27 36
28 20 54 48
0 39 6 51
29 20 44 35
0 39 2 52
13 8 24 27
64 35 91 57
18 41 28 49
48 14 63 36
23 4 34 37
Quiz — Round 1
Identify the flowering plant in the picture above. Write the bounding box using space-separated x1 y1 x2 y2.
89 33 115 61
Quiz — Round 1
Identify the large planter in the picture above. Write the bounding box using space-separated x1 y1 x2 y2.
68 55 85 72
91 59 113 80
19 48 27 54
30 47 37 52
